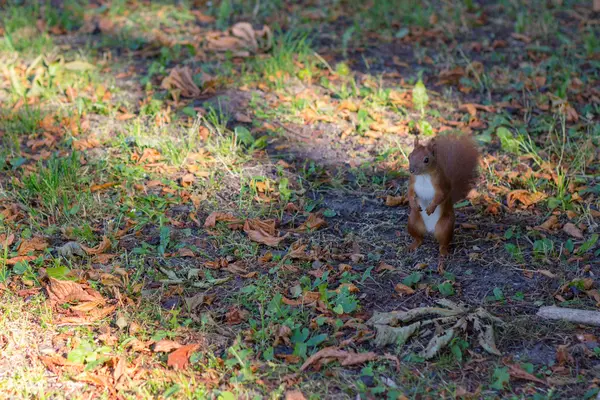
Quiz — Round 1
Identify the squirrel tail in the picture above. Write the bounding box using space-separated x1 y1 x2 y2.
436 134 480 204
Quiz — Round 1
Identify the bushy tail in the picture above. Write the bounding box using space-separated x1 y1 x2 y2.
436 134 480 204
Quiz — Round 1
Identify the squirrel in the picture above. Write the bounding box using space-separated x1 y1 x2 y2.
407 134 480 266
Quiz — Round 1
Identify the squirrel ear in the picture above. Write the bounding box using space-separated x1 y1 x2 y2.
413 135 419 147
427 138 437 156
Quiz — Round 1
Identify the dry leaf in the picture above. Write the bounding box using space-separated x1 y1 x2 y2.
161 66 201 98
538 215 559 231
0 233 15 248
81 236 111 255
17 237 48 256
153 340 183 353
5 255 36 265
167 344 200 370
377 262 395 272
394 283 416 295
204 212 242 228
46 278 104 306
90 182 118 192
506 190 547 208
299 347 376 371
297 213 327 231
285 390 307 400
244 219 287 246
562 223 583 239
506 363 546 385
385 195 406 207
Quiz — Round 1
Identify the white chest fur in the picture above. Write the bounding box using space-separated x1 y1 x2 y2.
414 174 441 233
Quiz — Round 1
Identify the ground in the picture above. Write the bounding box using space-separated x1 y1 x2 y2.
0 0 599 399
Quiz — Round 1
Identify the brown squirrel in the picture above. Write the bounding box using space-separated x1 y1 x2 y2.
407 134 480 265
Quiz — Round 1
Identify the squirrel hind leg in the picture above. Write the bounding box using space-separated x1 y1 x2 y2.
407 208 426 252
434 214 454 257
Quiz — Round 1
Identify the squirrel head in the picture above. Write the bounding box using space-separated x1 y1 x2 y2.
408 136 437 175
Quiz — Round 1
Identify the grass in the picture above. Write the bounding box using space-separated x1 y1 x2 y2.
0 0 598 398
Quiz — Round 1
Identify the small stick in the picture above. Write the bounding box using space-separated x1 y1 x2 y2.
537 306 600 327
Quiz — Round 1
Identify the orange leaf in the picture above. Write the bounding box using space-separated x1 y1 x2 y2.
285 390 307 400
90 182 118 192
538 215 559 231
385 195 406 207
17 237 48 256
506 190 546 208
297 213 327 231
153 340 183 353
167 344 200 369
394 283 415 295
5 255 36 265
81 236 111 255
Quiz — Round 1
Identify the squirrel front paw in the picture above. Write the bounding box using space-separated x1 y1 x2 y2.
425 204 436 215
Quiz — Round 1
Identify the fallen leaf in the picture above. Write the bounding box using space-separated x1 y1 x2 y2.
297 213 327 231
385 195 406 207
377 262 395 272
81 236 111 255
153 340 183 353
285 390 307 400
161 66 201 98
204 212 242 228
90 182 118 192
562 223 583 239
507 190 547 208
167 344 200 369
244 219 287 246
17 237 48 256
506 362 547 385
538 215 559 231
299 347 377 371
5 255 36 265
0 233 15 248
45 278 104 306
537 269 557 279
395 283 416 295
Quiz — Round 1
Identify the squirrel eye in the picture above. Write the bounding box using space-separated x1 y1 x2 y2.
424 157 429 164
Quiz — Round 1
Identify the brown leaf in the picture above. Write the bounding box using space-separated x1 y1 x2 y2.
153 340 183 353
204 212 241 228
90 182 118 192
394 283 416 295
180 173 195 188
81 236 111 255
506 362 546 385
226 307 248 325
234 112 252 123
337 99 359 112
556 345 573 366
538 215 559 231
167 344 200 370
377 262 395 272
459 103 477 117
113 356 127 383
5 255 36 265
562 223 583 239
17 237 48 256
297 213 327 231
537 269 557 279
0 233 15 248
46 277 104 306
299 347 377 371
385 195 406 207
506 190 547 208
161 66 201 98
285 390 307 400
244 219 287 246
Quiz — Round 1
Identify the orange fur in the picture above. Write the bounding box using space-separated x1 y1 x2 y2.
406 134 480 266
